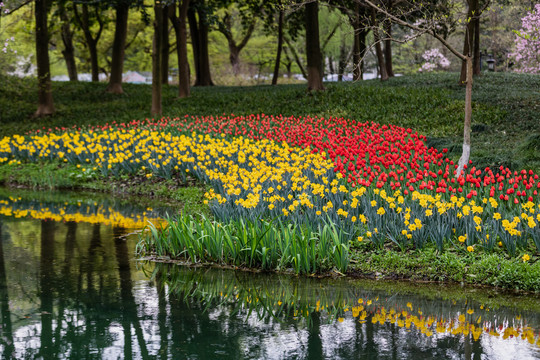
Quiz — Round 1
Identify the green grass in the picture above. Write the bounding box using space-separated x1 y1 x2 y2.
1 72 539 172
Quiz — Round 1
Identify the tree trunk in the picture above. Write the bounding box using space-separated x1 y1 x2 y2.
338 38 347 81
284 37 307 79
473 10 481 75
383 15 394 77
272 7 284 85
456 56 473 178
107 3 129 94
305 1 324 91
188 0 213 86
171 0 191 98
229 45 241 75
34 0 55 116
161 5 171 85
459 0 476 84
74 3 102 82
59 1 78 81
152 0 164 116
371 8 388 81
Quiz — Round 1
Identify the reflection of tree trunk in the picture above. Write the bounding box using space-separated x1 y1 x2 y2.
365 315 377 358
86 224 101 298
114 227 149 359
40 220 55 359
170 0 191 98
0 223 15 359
272 6 284 85
307 312 323 359
156 275 169 360
305 1 324 91
35 0 55 116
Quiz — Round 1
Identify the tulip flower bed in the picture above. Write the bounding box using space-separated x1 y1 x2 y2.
1 114 539 274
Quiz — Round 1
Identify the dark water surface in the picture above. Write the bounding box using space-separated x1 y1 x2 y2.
0 189 539 359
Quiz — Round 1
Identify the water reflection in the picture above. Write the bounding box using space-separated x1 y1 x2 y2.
0 189 539 359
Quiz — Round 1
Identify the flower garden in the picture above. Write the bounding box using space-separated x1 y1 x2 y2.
1 114 539 274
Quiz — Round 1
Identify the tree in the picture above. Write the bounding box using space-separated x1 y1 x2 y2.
272 2 284 85
362 0 486 177
56 0 78 81
73 2 105 82
34 0 55 116
510 4 540 73
151 0 164 116
305 0 324 90
188 0 213 86
107 0 131 94
170 0 191 97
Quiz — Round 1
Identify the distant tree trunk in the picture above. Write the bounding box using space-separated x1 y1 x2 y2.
305 1 324 91
58 1 78 81
152 0 164 116
460 0 477 84
161 6 170 85
284 37 307 78
107 2 129 94
35 0 55 116
351 4 368 81
338 39 347 81
73 3 103 82
371 8 388 81
217 12 256 76
188 0 213 86
170 0 191 98
383 6 394 77
272 6 284 85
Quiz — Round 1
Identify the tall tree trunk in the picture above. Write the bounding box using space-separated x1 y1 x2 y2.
473 10 481 75
152 0 164 116
272 6 284 85
107 3 129 94
171 0 190 98
161 6 170 85
371 8 388 81
383 8 394 77
74 3 102 82
460 0 477 84
0 224 15 359
351 4 368 81
305 1 324 91
59 1 78 81
456 56 473 178
338 37 348 82
40 220 55 359
34 0 55 116
188 0 213 86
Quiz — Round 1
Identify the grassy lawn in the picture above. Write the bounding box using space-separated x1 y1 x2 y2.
2 72 539 172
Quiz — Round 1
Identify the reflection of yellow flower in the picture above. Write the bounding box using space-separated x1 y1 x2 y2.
467 309 474 315
338 317 344 323
467 246 474 253
522 254 530 262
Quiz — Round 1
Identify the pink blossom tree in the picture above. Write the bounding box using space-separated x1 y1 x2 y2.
510 4 540 74
418 48 451 72
1 2 16 54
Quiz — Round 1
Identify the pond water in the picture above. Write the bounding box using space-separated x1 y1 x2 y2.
0 188 539 359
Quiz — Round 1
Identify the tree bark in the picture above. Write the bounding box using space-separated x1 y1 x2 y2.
284 37 307 79
218 12 256 76
272 7 284 85
305 1 324 91
161 5 171 85
456 56 473 178
383 3 394 78
171 0 191 98
107 2 129 94
371 8 388 81
152 0 164 116
73 3 102 82
460 0 477 84
34 0 55 116
188 0 213 86
58 0 78 81
473 10 481 75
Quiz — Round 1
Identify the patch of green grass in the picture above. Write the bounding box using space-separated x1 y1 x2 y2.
349 245 540 292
